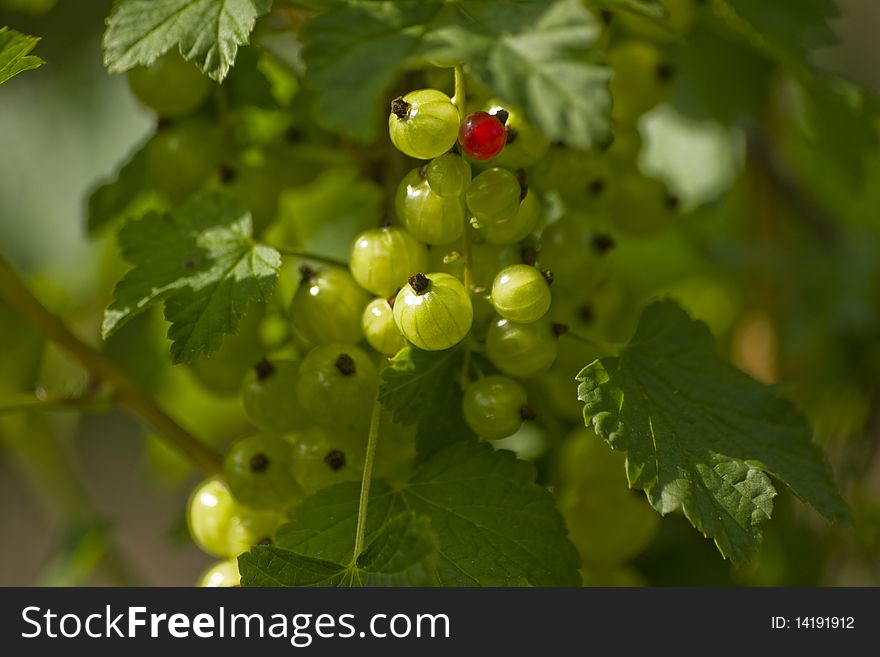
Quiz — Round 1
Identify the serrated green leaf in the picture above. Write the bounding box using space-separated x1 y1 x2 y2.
379 344 477 458
577 299 847 564
301 1 435 141
477 0 611 149
239 512 439 586
239 549 349 586
301 0 611 147
264 441 581 586
0 27 44 86
104 191 281 363
102 0 272 82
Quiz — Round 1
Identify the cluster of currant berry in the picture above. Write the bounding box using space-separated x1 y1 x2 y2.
183 47 686 581
185 80 624 584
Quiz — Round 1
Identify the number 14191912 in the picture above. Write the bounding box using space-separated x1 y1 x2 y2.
796 617 854 629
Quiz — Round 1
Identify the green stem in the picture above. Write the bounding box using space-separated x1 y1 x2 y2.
0 393 114 415
562 330 623 356
453 64 466 120
0 255 223 475
272 247 349 269
462 221 474 294
351 395 383 564
459 342 473 389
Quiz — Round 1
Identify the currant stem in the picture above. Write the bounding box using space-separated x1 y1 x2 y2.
459 340 474 389
0 255 223 475
0 392 114 415
452 64 466 121
351 393 383 564
562 330 623 356
462 221 473 294
272 247 349 269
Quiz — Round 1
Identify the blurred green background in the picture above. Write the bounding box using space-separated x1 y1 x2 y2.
1 0 878 586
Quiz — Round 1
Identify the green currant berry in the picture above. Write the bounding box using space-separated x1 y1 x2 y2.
290 267 370 345
225 506 287 556
609 41 673 125
482 188 541 245
188 303 266 396
241 359 310 434
197 559 240 587
466 168 522 227
485 315 559 378
295 344 379 429
224 434 303 510
188 479 236 557
462 375 531 440
388 89 460 160
490 423 548 461
393 273 473 351
557 428 660 565
362 297 405 356
187 478 285 558
538 214 614 290
491 264 552 323
427 240 518 289
608 172 678 236
529 145 613 211
349 226 428 297
288 425 364 494
145 118 223 201
127 52 210 118
425 153 472 197
395 168 466 245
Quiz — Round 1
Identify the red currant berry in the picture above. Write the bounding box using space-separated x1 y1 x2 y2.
459 111 507 160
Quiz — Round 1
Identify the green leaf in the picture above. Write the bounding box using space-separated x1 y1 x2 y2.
301 0 611 147
104 191 281 363
803 77 880 186
474 0 612 149
239 512 439 586
668 24 772 125
379 344 477 458
301 1 434 140
102 0 272 82
0 27 44 86
577 299 847 564
712 0 838 71
263 441 581 586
